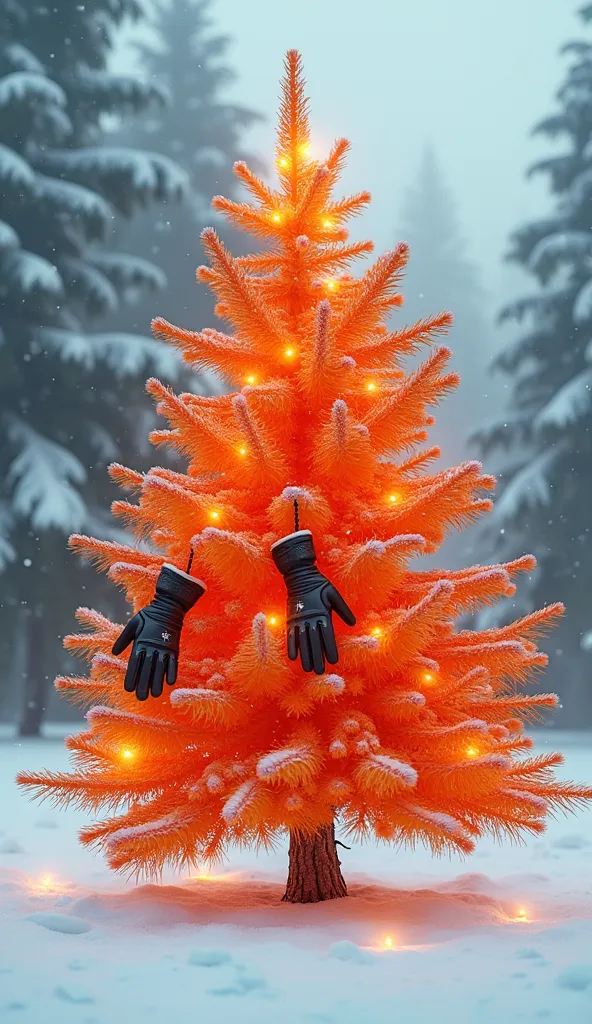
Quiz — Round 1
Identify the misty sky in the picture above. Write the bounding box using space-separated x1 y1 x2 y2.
117 0 576 307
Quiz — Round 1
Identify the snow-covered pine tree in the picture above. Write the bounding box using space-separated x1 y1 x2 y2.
0 0 188 735
17 50 592 902
101 0 263 337
398 148 494 475
474 3 592 725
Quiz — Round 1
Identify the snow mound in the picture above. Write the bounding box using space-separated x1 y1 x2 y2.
24 912 91 934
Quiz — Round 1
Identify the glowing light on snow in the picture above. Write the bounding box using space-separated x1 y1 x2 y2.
384 936 393 948
28 873 66 895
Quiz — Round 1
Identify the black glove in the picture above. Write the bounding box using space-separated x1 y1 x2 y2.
112 563 206 701
271 530 356 675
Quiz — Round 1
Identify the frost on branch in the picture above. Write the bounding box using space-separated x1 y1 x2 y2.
7 418 87 532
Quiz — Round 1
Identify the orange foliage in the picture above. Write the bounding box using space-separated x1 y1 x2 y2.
17 50 592 877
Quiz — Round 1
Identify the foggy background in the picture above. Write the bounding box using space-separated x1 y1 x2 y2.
1 0 590 732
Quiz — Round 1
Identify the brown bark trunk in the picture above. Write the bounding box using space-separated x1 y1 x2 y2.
282 821 347 903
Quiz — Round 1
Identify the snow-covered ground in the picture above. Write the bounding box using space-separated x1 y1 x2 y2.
2 729 592 1023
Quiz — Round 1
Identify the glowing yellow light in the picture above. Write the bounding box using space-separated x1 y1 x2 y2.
423 672 434 684
516 907 528 921
388 493 399 504
384 936 393 949
284 347 295 359
121 748 134 761
278 156 289 168
300 142 312 157
466 746 479 758
322 218 332 228
366 381 377 392
325 278 338 292
238 447 247 457
208 510 221 521
245 375 257 385
371 627 383 637
271 211 283 224
267 615 279 627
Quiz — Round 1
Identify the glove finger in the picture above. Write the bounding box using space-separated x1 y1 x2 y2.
298 622 313 673
112 613 140 656
319 618 339 665
123 649 141 693
136 650 155 702
309 621 326 675
166 652 177 685
129 649 146 696
287 624 298 661
151 654 166 699
326 585 356 626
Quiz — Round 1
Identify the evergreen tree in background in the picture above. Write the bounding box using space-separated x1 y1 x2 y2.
0 0 187 734
398 149 493 476
102 0 263 338
475 4 592 725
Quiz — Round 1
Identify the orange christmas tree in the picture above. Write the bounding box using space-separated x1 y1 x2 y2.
18 52 592 903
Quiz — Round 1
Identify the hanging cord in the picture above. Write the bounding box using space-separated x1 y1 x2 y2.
294 498 300 532
186 546 194 574
335 840 351 850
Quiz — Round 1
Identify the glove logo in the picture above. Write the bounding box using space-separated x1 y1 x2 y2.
295 601 304 611
161 631 171 641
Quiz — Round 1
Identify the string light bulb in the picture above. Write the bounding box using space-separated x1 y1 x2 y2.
366 381 377 392
325 278 338 292
384 936 393 949
271 211 283 224
284 347 295 359
466 746 479 758
371 627 383 638
516 907 528 922
300 142 311 157
245 374 257 385
388 493 400 504
322 218 332 228
277 156 289 168
208 510 221 522
267 615 279 627
121 748 134 761
238 447 247 457
422 672 434 684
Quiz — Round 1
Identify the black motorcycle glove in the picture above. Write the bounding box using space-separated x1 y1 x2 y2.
271 530 356 675
112 563 206 701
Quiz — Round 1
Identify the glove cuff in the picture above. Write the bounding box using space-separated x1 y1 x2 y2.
271 530 316 577
156 564 206 612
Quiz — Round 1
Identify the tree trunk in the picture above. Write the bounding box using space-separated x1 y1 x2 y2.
282 821 347 903
19 611 50 737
